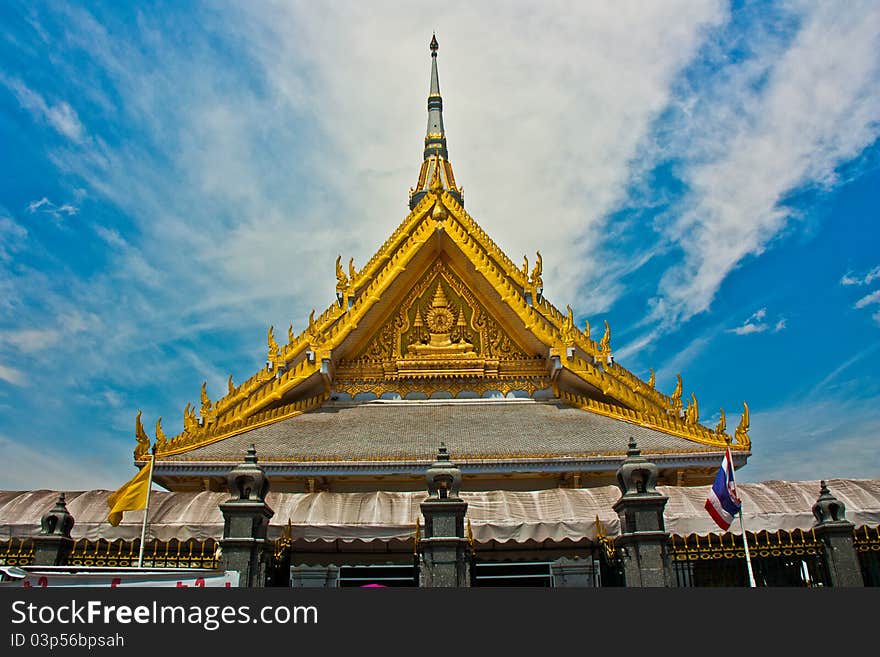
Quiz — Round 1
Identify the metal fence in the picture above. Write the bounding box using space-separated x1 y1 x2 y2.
854 525 880 587
0 538 35 566
669 529 827 587
69 538 219 569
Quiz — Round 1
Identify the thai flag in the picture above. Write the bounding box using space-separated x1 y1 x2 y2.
704 448 742 531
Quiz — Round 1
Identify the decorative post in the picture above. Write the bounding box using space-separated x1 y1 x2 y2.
32 493 75 566
612 438 672 587
418 443 470 587
812 480 863 587
219 444 274 587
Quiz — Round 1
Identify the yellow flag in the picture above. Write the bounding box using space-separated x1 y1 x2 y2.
106 457 152 526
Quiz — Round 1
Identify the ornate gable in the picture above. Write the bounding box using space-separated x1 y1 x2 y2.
334 258 547 398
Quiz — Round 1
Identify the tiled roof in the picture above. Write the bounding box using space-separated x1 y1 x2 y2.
162 398 718 462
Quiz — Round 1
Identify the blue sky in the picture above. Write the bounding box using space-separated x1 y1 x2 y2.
0 1 878 490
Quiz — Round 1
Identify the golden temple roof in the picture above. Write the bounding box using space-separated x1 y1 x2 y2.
133 38 751 466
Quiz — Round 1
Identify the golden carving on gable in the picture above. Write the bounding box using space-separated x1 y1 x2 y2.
336 260 540 384
333 377 551 400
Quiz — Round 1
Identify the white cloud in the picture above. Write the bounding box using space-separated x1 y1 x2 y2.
0 217 27 261
727 307 786 336
0 76 86 142
841 265 880 286
649 2 880 326
0 364 26 386
0 329 62 353
26 197 79 219
730 323 765 336
854 289 880 309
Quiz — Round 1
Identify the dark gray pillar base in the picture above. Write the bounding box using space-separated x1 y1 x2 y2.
219 537 271 588
815 522 864 587
219 500 274 588
418 537 471 588
32 535 74 566
615 531 672 587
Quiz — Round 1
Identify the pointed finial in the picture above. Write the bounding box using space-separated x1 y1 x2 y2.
200 381 211 415
626 437 640 457
671 374 683 412
599 320 611 354
335 255 348 293
155 417 167 450
268 325 279 361
530 252 543 289
685 392 699 424
648 368 655 388
735 401 750 446
616 437 659 497
135 410 150 457
715 408 727 436
813 480 848 525
226 444 269 501
40 492 74 537
410 33 462 210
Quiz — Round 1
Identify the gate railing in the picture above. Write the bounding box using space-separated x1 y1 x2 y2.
0 538 35 566
66 538 219 569
854 525 880 586
669 529 826 587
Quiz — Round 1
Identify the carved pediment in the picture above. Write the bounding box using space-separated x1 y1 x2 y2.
336 260 541 382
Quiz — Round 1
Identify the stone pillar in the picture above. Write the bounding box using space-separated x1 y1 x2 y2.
219 444 274 587
418 443 471 587
32 493 75 566
612 438 672 587
550 557 598 587
812 480 863 587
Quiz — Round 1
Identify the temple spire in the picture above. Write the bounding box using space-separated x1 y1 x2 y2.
409 34 463 210
425 33 446 160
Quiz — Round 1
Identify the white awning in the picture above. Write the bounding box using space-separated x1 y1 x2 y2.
2 479 878 544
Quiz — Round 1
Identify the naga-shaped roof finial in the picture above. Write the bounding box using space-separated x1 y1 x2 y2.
335 255 349 293
715 408 727 437
267 325 279 361
135 410 150 457
599 320 611 355
735 401 750 446
155 417 167 450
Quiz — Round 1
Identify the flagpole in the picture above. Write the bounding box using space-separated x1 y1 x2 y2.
727 447 756 587
136 446 156 569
